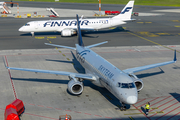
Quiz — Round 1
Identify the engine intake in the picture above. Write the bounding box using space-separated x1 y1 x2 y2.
129 74 144 92
134 79 143 92
67 76 83 95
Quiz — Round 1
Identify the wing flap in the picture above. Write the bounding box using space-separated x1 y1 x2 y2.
7 67 96 80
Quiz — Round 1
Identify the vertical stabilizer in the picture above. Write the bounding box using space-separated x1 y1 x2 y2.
113 0 134 19
76 14 84 47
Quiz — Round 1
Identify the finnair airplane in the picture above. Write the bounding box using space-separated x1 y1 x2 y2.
19 0 135 36
6 15 176 110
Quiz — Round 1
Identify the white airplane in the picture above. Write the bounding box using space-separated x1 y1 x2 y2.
6 14 176 110
18 0 135 36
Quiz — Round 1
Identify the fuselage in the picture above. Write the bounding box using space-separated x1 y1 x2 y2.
18 18 126 33
75 44 138 105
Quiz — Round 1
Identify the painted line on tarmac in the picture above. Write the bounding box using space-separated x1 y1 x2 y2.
35 36 45 39
156 106 180 120
124 112 155 115
132 104 151 120
46 40 72 63
129 116 134 120
128 32 180 53
151 95 180 109
150 96 171 107
149 95 180 117
5 56 18 99
106 95 113 100
171 20 180 23
137 97 160 108
24 112 58 120
24 102 117 119
150 101 180 118
135 98 146 104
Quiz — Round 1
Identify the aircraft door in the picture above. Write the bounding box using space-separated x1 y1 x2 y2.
34 21 39 29
110 18 113 27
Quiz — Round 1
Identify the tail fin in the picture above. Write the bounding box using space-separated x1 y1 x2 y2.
113 0 134 19
76 14 84 47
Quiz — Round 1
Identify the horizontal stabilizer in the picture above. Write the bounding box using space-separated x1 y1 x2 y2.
86 41 108 49
45 43 76 50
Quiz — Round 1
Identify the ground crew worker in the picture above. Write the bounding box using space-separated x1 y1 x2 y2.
145 102 150 115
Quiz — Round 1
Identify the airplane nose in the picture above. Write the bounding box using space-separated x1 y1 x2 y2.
18 27 24 32
126 96 137 104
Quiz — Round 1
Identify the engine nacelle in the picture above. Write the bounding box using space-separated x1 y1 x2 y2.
61 29 77 37
67 76 83 95
129 74 144 92
134 79 144 92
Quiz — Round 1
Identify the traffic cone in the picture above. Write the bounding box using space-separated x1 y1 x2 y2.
65 114 68 120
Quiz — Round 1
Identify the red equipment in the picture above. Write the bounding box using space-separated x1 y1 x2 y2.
5 99 24 116
4 107 19 120
105 11 121 15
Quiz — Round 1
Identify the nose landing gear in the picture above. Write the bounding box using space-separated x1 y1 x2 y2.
120 102 126 111
31 32 34 36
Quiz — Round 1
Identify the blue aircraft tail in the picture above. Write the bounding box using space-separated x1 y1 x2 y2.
76 14 84 47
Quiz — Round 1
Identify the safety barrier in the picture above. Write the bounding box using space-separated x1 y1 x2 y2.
4 99 24 120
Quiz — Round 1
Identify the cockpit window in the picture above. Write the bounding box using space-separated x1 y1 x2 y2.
117 82 135 88
24 24 30 26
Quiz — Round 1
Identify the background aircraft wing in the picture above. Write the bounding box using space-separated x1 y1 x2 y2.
123 50 177 74
6 66 96 81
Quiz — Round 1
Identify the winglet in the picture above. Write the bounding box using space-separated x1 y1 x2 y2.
174 50 177 62
76 14 84 47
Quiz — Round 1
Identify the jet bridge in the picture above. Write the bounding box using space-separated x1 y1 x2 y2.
0 2 11 14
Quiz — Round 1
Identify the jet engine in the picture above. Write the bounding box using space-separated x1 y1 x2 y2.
61 29 77 37
67 76 83 95
129 74 144 92
134 79 144 92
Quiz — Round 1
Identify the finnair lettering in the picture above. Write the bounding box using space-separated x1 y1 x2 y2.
44 20 89 27
98 65 114 79
121 7 132 14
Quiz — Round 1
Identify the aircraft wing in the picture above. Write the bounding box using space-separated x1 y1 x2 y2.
123 50 177 74
6 66 96 81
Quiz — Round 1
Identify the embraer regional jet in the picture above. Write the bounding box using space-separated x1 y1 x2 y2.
18 0 135 36
6 15 176 110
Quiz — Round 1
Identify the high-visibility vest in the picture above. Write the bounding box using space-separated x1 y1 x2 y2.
145 104 150 109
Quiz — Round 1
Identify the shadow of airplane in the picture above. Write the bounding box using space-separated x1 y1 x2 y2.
136 67 164 79
170 93 180 103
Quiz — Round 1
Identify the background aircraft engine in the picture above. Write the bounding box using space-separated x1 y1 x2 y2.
67 76 83 95
61 29 77 36
134 79 144 92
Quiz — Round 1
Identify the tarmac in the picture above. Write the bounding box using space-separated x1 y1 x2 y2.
0 46 180 120
0 1 180 120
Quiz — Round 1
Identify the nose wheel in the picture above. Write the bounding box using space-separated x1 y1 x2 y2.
120 102 126 111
